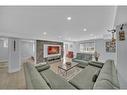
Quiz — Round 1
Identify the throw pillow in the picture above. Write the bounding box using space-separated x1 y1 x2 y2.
36 64 50 72
92 74 98 82
34 62 47 67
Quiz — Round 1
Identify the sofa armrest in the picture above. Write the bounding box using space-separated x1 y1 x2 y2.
89 61 104 68
72 58 89 68
35 64 50 72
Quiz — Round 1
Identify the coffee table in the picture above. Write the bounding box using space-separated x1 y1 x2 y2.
58 62 79 76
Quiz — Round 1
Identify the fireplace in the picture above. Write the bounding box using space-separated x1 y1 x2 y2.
48 46 60 55
44 44 61 58
43 44 61 63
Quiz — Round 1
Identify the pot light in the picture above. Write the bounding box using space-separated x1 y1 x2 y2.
67 17 72 20
43 32 47 35
83 28 87 31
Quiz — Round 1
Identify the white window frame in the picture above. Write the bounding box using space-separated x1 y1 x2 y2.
80 42 95 53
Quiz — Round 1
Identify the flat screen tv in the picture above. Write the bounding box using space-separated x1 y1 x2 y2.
48 46 60 55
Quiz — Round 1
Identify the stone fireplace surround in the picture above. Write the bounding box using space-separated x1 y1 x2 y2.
36 40 63 64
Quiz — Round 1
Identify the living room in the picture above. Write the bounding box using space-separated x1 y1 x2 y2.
0 5 127 91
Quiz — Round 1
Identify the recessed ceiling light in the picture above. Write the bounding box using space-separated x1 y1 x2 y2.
43 32 47 35
67 17 72 20
83 28 87 31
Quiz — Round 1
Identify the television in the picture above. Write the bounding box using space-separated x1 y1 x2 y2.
48 46 60 55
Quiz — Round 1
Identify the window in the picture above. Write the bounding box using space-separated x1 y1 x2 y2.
3 39 8 48
80 44 84 52
80 42 95 53
0 38 8 48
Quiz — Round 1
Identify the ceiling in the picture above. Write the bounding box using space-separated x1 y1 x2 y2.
0 6 117 42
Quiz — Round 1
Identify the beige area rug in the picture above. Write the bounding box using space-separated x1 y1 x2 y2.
50 61 83 81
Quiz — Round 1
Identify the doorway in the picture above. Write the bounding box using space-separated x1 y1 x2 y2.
0 37 8 69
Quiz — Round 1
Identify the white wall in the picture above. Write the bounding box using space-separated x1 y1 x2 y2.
95 39 117 64
20 40 36 63
0 39 8 62
114 6 127 26
113 6 127 89
116 24 127 89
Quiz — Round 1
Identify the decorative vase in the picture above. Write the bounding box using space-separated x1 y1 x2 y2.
95 57 98 61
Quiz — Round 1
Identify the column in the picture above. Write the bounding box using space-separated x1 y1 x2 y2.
8 38 21 73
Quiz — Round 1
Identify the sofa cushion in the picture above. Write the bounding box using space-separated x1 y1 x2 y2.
77 63 87 68
36 64 50 72
23 63 34 89
93 80 114 89
40 69 76 89
76 53 82 60
82 54 92 61
96 72 113 84
72 59 89 67
69 65 101 89
26 63 50 89
76 53 92 61
89 61 104 68
111 61 120 88
93 60 120 89
34 62 47 67
103 60 119 88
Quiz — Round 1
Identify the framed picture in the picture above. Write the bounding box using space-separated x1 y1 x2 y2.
119 31 125 41
105 41 116 53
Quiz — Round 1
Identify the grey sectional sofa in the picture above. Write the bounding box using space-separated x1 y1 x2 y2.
69 60 120 89
93 60 120 89
72 53 92 68
24 63 75 89
69 65 101 89
24 60 120 89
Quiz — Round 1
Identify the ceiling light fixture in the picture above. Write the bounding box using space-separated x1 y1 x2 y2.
43 32 47 35
67 17 72 21
83 28 87 31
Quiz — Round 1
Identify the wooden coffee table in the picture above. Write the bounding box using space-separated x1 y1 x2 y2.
58 62 79 76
